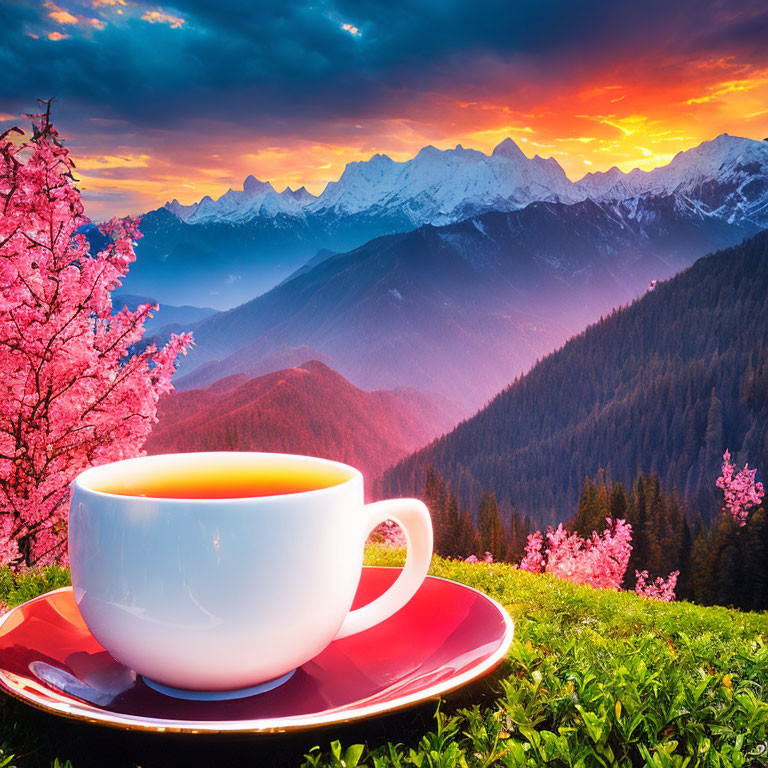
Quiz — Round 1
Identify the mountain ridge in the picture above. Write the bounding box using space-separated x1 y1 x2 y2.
122 132 768 307
172 195 754 409
146 360 460 489
379 229 768 526
164 133 768 230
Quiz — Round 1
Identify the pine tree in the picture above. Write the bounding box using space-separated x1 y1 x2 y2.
478 491 506 561
422 467 448 554
457 507 479 558
609 482 628 521
573 472 610 537
741 507 767 610
676 517 693 600
625 475 649 588
507 509 529 562
442 492 462 558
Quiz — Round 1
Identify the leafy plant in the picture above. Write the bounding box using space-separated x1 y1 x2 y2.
1 550 766 767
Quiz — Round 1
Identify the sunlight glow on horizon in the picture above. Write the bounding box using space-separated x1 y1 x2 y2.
58 60 768 219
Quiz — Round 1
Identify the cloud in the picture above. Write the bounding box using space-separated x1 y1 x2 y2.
3 0 766 132
74 153 152 170
44 2 77 25
685 69 768 104
2 0 768 218
141 9 185 28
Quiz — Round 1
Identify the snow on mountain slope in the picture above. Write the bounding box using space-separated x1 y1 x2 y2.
186 175 308 224
163 134 768 230
575 134 768 225
283 186 316 203
164 138 579 228
165 198 199 221
313 139 579 224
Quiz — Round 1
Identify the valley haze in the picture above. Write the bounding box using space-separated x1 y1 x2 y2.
118 131 768 415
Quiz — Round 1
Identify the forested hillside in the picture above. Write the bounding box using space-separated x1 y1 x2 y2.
146 361 458 488
381 230 768 526
174 196 748 411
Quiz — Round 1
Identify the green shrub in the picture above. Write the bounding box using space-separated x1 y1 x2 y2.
0 550 766 767
0 566 71 609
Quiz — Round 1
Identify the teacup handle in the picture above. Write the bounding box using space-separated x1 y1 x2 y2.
335 498 433 640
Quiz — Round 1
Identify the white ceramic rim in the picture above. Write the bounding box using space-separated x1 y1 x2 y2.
0 569 514 734
72 451 363 505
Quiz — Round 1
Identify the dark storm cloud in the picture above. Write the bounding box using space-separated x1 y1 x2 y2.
2 0 767 132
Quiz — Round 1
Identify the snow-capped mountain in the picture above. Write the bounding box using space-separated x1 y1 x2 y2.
165 198 199 222
186 176 311 224
163 134 768 231
141 132 768 307
575 134 768 226
314 139 579 224
283 186 316 204
163 138 580 228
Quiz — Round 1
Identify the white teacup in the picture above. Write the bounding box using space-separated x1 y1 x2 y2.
69 452 433 700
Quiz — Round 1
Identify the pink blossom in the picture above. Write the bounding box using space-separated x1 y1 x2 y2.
463 551 494 563
519 518 632 591
519 530 544 573
0 110 192 567
715 450 764 527
635 570 679 602
371 520 407 549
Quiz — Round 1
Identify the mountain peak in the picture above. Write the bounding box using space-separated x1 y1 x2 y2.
415 144 441 159
282 185 315 202
164 198 200 222
147 360 458 484
492 137 526 160
243 175 274 194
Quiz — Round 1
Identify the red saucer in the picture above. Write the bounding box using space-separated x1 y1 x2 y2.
0 567 513 733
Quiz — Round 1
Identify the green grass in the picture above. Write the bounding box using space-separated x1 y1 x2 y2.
1 551 767 767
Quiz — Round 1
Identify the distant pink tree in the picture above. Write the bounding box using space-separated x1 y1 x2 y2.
635 570 679 602
715 450 764 527
464 551 493 563
519 529 544 572
0 105 192 567
519 518 632 591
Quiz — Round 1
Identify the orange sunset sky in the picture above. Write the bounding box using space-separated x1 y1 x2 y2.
2 0 767 218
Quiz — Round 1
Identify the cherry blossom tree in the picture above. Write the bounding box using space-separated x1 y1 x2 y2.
0 104 192 567
715 449 764 527
519 518 632 591
635 570 679 602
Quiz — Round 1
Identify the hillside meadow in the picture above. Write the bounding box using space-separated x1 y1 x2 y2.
0 549 766 767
